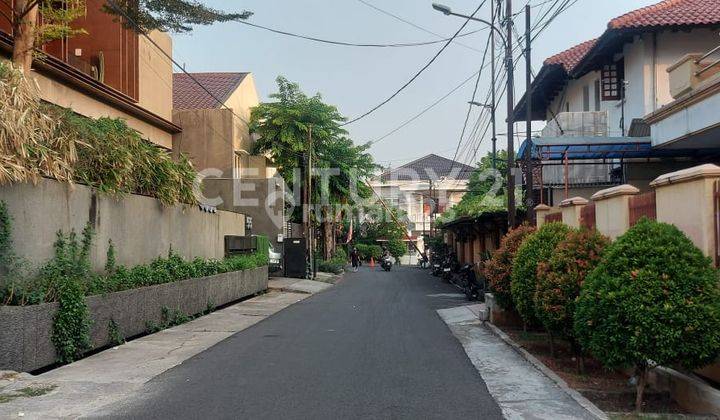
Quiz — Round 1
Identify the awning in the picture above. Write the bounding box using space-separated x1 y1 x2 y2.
518 136 711 161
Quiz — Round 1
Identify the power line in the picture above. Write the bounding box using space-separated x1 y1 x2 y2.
235 19 486 49
356 0 486 53
342 1 488 127
452 34 493 165
367 69 482 146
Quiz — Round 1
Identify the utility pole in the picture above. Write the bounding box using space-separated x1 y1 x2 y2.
490 0 498 170
305 125 314 279
524 4 534 222
505 0 516 228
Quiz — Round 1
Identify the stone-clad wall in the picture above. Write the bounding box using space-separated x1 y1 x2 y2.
0 266 267 372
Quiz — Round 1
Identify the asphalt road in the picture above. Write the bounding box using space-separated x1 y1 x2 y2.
93 266 504 420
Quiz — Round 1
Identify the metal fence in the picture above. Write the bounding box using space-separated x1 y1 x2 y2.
546 212 562 223
541 111 609 137
629 191 657 227
580 202 596 230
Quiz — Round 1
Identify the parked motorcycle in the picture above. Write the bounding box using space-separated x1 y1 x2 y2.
441 253 458 283
459 264 486 301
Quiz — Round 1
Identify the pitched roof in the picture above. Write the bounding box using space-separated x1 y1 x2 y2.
572 0 720 77
609 0 720 29
513 39 596 121
379 154 475 182
173 72 248 110
544 39 598 73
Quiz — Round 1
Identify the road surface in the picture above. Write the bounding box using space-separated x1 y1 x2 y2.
93 265 503 419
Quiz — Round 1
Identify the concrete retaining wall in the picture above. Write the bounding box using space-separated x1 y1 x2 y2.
0 266 268 372
0 178 246 273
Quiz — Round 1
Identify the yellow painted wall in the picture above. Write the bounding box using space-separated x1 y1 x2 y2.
33 71 173 149
138 31 173 122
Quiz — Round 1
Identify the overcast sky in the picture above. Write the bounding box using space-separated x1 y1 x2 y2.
173 0 657 168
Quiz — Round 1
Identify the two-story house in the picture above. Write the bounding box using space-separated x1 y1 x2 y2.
172 72 286 253
370 154 473 262
515 0 720 205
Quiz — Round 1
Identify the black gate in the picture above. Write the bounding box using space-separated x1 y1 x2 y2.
284 238 307 279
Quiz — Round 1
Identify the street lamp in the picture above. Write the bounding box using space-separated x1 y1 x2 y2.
432 0 516 227
431 3 507 46
432 3 452 15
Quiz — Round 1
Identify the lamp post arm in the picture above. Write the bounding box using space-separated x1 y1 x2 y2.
446 12 507 47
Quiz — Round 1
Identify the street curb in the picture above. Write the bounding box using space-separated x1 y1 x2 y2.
484 322 609 420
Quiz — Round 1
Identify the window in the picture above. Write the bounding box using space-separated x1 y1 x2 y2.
601 60 624 101
582 85 590 112
594 80 601 111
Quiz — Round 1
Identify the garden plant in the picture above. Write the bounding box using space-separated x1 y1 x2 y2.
511 222 571 328
574 218 720 412
535 228 609 365
484 224 536 310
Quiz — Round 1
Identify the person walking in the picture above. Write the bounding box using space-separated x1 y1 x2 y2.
350 247 360 272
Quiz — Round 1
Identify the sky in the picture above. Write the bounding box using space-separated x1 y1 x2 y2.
172 0 658 169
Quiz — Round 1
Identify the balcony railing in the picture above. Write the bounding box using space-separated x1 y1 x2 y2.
542 111 608 138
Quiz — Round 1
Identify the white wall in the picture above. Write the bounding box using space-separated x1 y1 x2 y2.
545 28 719 137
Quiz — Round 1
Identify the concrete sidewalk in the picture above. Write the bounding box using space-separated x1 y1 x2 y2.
0 290 318 419
438 305 605 420
268 276 336 294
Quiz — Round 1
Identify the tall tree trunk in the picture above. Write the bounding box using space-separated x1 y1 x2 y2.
323 207 333 260
13 0 38 72
571 341 585 375
635 363 648 413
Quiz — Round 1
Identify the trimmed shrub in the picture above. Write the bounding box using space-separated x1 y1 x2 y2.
356 244 382 261
511 222 571 327
535 229 609 351
484 224 536 310
574 218 720 411
318 257 346 275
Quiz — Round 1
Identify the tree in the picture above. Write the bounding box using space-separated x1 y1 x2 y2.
535 228 609 370
251 77 376 260
465 150 508 200
437 150 512 223
8 0 252 72
574 219 720 412
484 224 536 310
511 222 571 329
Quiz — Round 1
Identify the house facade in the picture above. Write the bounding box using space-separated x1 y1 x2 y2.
516 0 720 206
172 72 286 251
370 154 473 261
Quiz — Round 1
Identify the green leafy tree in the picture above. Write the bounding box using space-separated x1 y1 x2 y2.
511 222 571 328
251 77 376 259
484 224 536 310
535 228 609 367
574 219 720 412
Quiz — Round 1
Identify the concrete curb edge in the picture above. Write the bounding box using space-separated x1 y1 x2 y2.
484 322 609 420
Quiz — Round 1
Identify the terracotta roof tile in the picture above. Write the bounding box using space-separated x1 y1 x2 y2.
544 39 597 73
609 0 720 29
173 72 248 110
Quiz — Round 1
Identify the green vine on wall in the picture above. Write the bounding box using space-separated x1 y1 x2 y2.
108 318 125 346
46 225 94 364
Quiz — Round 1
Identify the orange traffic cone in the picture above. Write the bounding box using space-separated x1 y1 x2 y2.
370 257 375 268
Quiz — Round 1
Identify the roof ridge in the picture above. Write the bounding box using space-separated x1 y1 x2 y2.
609 0 685 29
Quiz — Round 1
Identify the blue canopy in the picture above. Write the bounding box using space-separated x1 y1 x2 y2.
518 136 708 160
